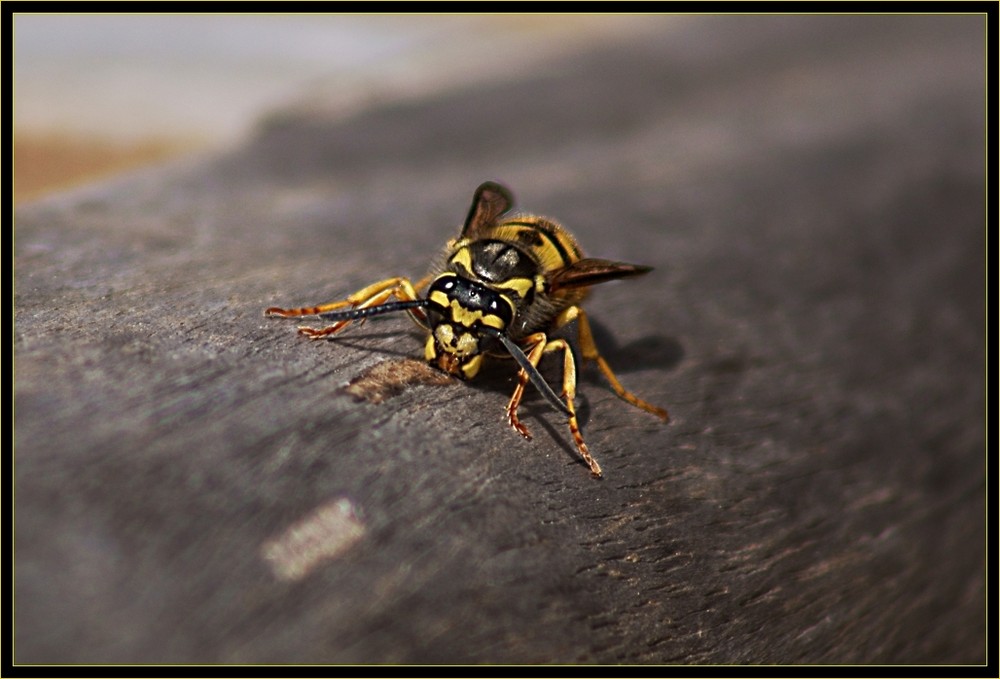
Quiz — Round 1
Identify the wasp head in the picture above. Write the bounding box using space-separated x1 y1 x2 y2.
423 273 514 380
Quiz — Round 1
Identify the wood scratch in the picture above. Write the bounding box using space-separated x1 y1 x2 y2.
342 358 453 404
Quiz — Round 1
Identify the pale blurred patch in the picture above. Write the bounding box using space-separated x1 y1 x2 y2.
259 497 366 582
13 14 680 205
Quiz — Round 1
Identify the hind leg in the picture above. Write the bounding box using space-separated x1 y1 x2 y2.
556 305 669 422
505 333 603 478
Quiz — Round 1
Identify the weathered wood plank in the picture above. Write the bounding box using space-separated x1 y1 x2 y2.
14 15 985 664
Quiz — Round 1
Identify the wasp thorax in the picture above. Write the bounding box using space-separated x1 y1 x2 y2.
467 240 536 283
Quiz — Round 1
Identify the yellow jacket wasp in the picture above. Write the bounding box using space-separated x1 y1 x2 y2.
265 182 669 477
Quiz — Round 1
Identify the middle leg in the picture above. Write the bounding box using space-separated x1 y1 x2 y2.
504 333 603 477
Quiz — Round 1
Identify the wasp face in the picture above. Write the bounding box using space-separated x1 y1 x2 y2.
423 273 514 379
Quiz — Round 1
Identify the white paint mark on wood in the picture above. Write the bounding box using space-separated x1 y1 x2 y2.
260 497 365 581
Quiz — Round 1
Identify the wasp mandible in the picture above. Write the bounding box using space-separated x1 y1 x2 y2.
265 182 669 477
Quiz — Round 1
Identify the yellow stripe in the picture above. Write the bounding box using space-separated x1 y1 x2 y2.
449 300 483 327
480 313 506 330
429 290 451 308
495 276 533 299
461 354 484 379
449 246 473 273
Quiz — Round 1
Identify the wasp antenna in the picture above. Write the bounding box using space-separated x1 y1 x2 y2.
318 299 429 322
483 328 573 419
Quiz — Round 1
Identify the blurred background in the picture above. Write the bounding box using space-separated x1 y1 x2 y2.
14 12 985 664
13 13 677 205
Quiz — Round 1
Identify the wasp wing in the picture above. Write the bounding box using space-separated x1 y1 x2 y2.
547 258 653 292
461 181 514 239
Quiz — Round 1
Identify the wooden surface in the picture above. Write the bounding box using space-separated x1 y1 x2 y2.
14 15 986 664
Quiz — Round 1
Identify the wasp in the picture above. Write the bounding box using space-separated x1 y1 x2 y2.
265 182 669 477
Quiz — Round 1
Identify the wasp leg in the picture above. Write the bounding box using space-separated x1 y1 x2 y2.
505 332 603 478
557 305 670 422
297 278 424 339
265 275 431 338
264 277 406 317
505 333 548 440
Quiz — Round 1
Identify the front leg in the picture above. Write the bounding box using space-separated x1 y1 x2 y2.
265 275 430 338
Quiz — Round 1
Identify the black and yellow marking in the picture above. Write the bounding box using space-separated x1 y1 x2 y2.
421 273 514 379
491 220 582 273
265 181 668 478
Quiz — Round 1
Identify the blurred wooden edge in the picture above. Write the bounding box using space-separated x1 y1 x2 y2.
13 132 199 205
